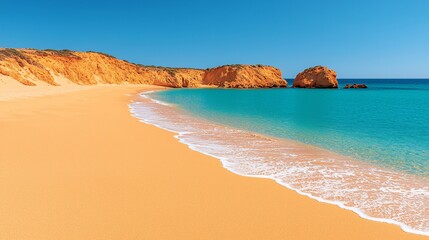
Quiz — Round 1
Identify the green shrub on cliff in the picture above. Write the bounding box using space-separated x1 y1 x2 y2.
0 48 43 67
86 51 115 59
0 48 24 60
44 49 81 59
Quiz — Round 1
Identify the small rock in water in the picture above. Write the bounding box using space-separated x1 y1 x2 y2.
344 83 368 89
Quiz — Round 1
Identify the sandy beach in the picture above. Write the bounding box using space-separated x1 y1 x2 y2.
0 85 427 240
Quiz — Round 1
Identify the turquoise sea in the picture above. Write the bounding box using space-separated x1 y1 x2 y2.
130 79 429 236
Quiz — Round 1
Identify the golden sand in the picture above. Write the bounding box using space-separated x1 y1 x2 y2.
0 85 427 239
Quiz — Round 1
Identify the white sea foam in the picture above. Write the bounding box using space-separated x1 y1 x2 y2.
138 91 171 106
129 90 429 236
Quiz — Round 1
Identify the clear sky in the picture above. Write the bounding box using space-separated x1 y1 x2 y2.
1 0 428 78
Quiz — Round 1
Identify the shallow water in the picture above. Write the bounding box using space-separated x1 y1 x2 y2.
129 79 429 236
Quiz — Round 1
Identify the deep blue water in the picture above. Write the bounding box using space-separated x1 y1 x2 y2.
152 79 429 177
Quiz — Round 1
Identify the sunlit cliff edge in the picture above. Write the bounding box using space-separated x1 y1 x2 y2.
0 48 287 88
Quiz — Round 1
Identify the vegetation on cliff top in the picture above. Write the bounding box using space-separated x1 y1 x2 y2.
137 64 204 77
43 49 81 59
206 64 267 70
86 51 115 59
0 48 43 68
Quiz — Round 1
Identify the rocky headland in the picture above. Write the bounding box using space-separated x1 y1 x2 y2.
203 64 286 88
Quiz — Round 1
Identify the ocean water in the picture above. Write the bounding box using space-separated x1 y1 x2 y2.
129 79 429 236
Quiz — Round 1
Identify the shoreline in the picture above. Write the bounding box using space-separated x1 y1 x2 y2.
1 85 428 239
131 89 429 237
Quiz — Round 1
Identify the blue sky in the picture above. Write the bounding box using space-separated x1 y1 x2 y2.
0 0 428 78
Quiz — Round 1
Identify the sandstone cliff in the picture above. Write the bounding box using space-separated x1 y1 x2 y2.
293 66 338 88
0 48 286 88
203 65 287 88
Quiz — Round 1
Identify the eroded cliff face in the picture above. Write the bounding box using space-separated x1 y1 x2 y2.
293 66 338 88
0 49 205 87
203 65 287 88
0 49 285 88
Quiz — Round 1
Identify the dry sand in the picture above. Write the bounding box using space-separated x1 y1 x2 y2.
0 85 427 240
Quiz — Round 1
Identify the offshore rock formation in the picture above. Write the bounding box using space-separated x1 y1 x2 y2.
203 65 287 88
344 83 368 89
293 66 338 88
0 48 286 88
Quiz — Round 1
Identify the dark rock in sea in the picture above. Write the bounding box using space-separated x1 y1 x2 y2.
344 84 368 89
